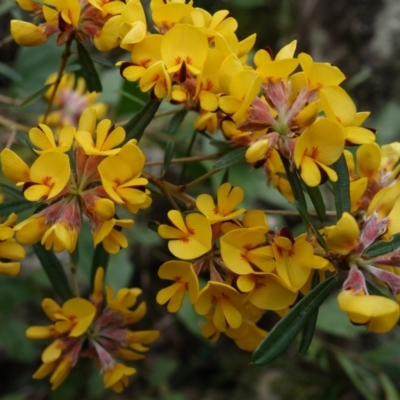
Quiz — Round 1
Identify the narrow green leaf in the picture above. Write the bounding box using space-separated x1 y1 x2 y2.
124 99 161 143
298 272 320 354
335 353 380 400
278 152 307 210
0 183 24 199
209 139 233 151
30 0 57 10
0 199 34 216
0 61 22 82
305 184 326 222
148 220 160 233
363 233 400 258
220 168 230 185
33 243 74 301
90 243 110 291
116 90 146 106
293 201 328 251
378 371 400 400
163 140 175 173
331 154 350 219
252 275 337 365
20 83 53 108
90 55 115 68
64 64 82 73
213 147 247 170
167 108 188 134
76 41 102 93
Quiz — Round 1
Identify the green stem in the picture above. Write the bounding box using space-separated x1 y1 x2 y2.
179 130 198 184
43 36 73 124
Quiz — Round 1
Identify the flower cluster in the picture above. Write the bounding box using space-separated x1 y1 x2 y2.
40 72 107 129
0 213 26 276
27 267 159 391
1 107 151 254
155 183 332 350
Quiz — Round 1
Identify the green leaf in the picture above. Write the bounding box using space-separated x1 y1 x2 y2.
252 275 337 365
76 41 102 93
298 272 320 354
124 99 162 143
278 151 307 210
115 90 146 106
363 233 400 258
335 353 380 400
167 108 188 134
331 154 350 219
0 198 34 216
378 371 400 400
19 83 53 107
90 55 116 68
220 168 230 185
33 243 74 301
0 183 24 199
0 61 22 82
305 184 326 221
209 139 233 151
148 220 160 233
90 243 110 291
163 140 175 173
213 147 247 170
293 201 328 251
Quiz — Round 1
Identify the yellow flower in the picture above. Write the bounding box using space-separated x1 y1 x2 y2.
220 228 275 274
75 118 126 156
103 363 137 393
0 213 25 276
29 124 75 154
293 118 345 187
1 149 70 202
320 86 375 145
98 141 150 211
156 260 199 312
337 290 399 333
323 212 359 256
93 218 134 254
196 182 246 224
195 281 243 332
271 231 315 291
158 210 212 260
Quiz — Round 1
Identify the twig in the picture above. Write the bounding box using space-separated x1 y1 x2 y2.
263 209 337 217
145 153 220 167
43 36 73 124
0 115 30 133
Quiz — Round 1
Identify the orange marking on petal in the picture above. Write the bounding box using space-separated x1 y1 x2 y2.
243 243 253 251
174 275 182 282
185 56 193 65
141 57 152 67
210 295 218 303
187 226 195 235
175 56 181 65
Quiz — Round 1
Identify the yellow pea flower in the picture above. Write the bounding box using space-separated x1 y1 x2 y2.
29 124 75 154
337 290 399 333
103 363 137 393
320 85 375 145
156 260 199 312
93 218 134 254
196 182 246 224
293 118 346 187
220 228 275 275
271 231 313 291
0 213 25 276
324 212 360 256
195 281 243 332
158 210 212 260
75 118 126 156
1 149 70 202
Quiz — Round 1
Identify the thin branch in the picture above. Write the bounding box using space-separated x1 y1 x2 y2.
0 115 30 133
43 36 73 124
179 168 221 191
145 153 220 167
263 209 337 217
